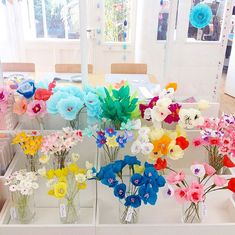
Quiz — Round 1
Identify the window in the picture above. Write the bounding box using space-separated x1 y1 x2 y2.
157 0 171 40
188 0 226 42
31 0 80 39
104 0 131 42
0 3 7 41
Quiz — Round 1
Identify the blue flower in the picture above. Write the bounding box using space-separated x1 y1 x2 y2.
144 167 158 179
17 80 36 99
101 170 118 188
84 92 100 109
124 195 141 208
116 135 127 148
156 175 166 187
96 86 106 99
67 86 84 100
124 155 141 166
114 183 126 199
96 164 113 180
57 96 83 120
84 85 97 95
144 162 154 168
112 160 126 173
96 135 106 148
131 173 145 186
105 127 117 137
47 91 69 114
138 185 157 205
96 130 105 137
190 3 212 29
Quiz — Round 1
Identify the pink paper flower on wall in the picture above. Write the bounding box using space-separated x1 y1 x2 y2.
166 171 185 185
174 188 188 203
27 100 46 118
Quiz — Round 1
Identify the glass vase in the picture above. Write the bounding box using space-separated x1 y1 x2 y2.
26 154 38 172
208 150 224 175
182 201 204 223
10 192 36 224
102 146 120 164
69 107 87 130
59 192 80 224
53 152 69 169
119 201 139 224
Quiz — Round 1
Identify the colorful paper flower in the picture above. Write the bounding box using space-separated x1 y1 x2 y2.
116 135 127 148
138 185 157 205
190 164 205 178
101 171 118 188
131 174 145 186
96 135 107 148
124 195 142 208
17 80 36 99
174 188 188 203
213 175 227 187
223 155 235 168
164 103 181 124
106 136 119 147
175 136 189 150
228 178 235 193
47 91 69 114
166 171 185 185
27 100 47 118
57 96 83 120
34 88 53 101
162 184 174 198
152 134 172 155
105 127 117 137
13 98 27 115
114 183 126 199
168 141 184 160
124 155 141 166
154 158 167 170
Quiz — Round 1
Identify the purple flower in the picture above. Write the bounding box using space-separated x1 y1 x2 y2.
96 135 106 148
116 135 127 148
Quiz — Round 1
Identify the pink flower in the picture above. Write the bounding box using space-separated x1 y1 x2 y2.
0 88 9 112
27 100 46 118
213 175 227 187
190 182 204 190
166 171 185 185
203 163 216 176
174 188 188 203
13 98 27 115
193 138 203 147
186 188 204 203
164 103 181 124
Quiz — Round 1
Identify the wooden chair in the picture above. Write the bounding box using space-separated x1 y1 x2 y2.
111 63 147 74
55 64 93 73
2 63 35 72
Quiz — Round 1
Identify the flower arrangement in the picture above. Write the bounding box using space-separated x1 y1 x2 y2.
0 87 10 113
5 170 39 223
194 113 235 174
99 82 139 129
12 132 43 172
165 162 235 223
46 85 105 129
131 126 189 166
41 128 83 169
43 160 96 224
13 79 56 129
96 155 166 224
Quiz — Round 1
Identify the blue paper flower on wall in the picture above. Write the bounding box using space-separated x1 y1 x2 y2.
190 3 212 29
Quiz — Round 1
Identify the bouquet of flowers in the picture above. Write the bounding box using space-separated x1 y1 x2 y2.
164 162 235 223
12 131 43 172
13 79 56 129
43 160 96 224
46 85 105 129
96 155 166 224
99 82 139 129
194 113 235 174
41 128 83 169
5 170 39 223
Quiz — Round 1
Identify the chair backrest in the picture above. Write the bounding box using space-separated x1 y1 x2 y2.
55 64 93 73
111 63 147 74
2 63 35 72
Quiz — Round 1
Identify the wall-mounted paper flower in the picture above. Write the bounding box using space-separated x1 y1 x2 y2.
189 3 212 29
27 100 47 118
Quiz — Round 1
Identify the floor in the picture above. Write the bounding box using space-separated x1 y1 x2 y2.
219 73 235 114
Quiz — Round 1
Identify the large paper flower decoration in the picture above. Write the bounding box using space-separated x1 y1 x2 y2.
190 3 212 29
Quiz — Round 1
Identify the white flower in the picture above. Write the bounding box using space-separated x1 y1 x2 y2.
75 173 87 183
141 142 154 155
4 180 11 186
151 106 171 123
157 97 172 109
38 167 46 176
46 179 56 188
71 153 80 162
144 108 152 120
86 169 96 179
131 140 142 154
9 185 17 192
131 119 141 130
39 155 50 164
197 100 210 111
85 161 93 170
32 182 39 190
23 181 33 189
190 164 206 178
21 188 30 196
16 174 24 181
137 134 149 144
168 141 184 160
159 88 175 99
138 127 150 136
162 184 174 198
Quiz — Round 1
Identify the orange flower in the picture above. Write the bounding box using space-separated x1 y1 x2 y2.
113 80 126 89
13 98 27 115
152 134 172 155
165 82 177 91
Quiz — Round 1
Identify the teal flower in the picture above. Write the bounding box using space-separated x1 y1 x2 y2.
83 127 94 137
84 92 100 109
47 91 69 114
57 96 83 120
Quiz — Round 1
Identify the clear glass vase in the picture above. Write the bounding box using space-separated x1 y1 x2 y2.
102 146 120 164
53 152 69 169
69 107 87 130
119 201 139 224
10 192 36 224
26 154 38 172
208 150 224 175
59 192 80 224
182 201 204 223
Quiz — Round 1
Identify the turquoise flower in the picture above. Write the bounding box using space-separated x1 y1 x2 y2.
83 126 94 138
47 91 69 114
84 92 100 109
57 96 83 120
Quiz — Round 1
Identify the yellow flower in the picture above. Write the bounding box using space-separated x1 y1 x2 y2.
58 176 67 183
149 128 164 141
168 141 184 160
46 169 55 179
54 169 63 178
69 163 79 174
61 167 69 176
77 182 87 190
176 125 186 138
77 168 87 174
48 189 55 196
54 182 67 199
106 136 118 147
134 165 144 174
75 173 86 183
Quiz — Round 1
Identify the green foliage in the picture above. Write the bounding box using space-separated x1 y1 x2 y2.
100 85 138 128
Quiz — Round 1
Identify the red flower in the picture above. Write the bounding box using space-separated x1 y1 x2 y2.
228 178 235 193
34 88 53 101
48 80 56 91
176 136 189 150
154 158 167 170
209 137 220 146
193 138 202 147
223 155 235 168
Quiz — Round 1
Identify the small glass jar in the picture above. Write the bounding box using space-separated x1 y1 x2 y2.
59 192 80 224
26 155 38 172
208 150 224 174
119 201 139 224
53 152 69 169
182 201 204 223
10 192 36 224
